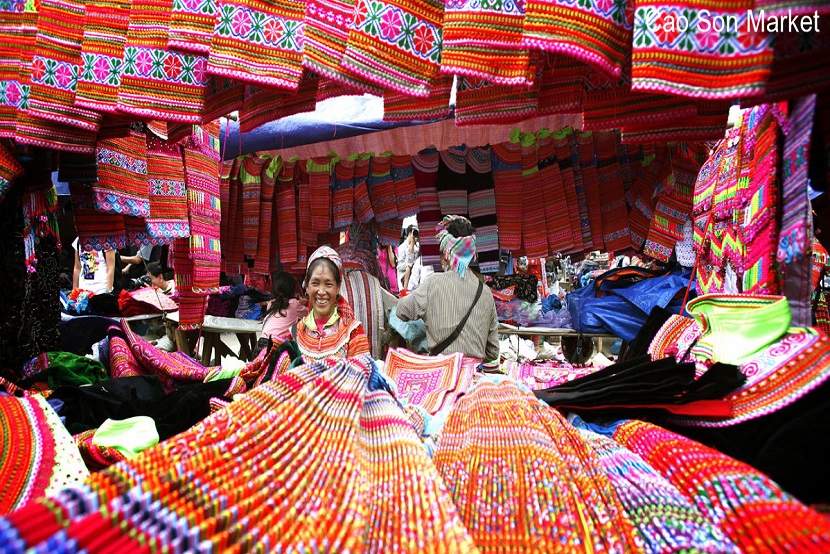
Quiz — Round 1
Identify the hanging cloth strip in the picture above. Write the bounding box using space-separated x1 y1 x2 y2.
0 5 37 138
91 130 149 218
377 217 404 247
491 141 523 251
352 153 374 223
75 0 131 112
27 0 102 132
168 0 217 53
117 0 209 122
520 140 549 259
436 146 468 218
218 158 234 268
551 128 585 253
367 153 397 222
563 130 592 252
777 94 817 266
625 149 657 250
522 0 632 78
621 100 732 144
613 419 830 551
441 0 532 86
306 154 337 235
454 75 540 126
301 0 382 94
0 143 23 205
383 75 452 121
208 0 305 89
171 237 208 330
629 0 773 99
537 54 588 115
238 155 268 258
342 0 444 96
576 131 605 251
201 75 245 124
253 155 280 275
536 132 575 253
331 156 356 231
184 123 222 293
465 147 499 273
390 155 419 218
296 161 317 248
70 182 127 252
145 134 190 243
238 73 318 133
223 159 245 269
276 157 299 265
411 149 442 267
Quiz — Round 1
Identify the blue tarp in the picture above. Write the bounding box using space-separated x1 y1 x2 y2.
219 95 448 159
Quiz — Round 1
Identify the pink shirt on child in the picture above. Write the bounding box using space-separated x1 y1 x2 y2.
261 298 309 339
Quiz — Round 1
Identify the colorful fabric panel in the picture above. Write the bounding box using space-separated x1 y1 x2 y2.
520 142 549 258
201 75 245 123
565 130 592 251
76 0 130 113
454 76 539 126
466 147 499 273
171 238 209 329
390 155 419 218
146 134 190 242
367 154 397 222
332 157 356 231
576 131 605 251
0 143 23 205
168 0 217 53
0 7 38 138
411 149 441 267
70 181 127 251
552 128 586 253
436 146 468 217
492 141 523 251
352 153 374 223
537 55 587 115
306 154 337 234
537 133 575 253
384 347 463 414
276 158 299 264
92 131 149 218
253 155 280 274
238 155 268 257
383 75 452 121
340 268 385 359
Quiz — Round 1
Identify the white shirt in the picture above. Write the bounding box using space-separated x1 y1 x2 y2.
396 241 420 290
73 238 110 294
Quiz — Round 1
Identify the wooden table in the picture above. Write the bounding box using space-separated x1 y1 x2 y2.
165 312 262 365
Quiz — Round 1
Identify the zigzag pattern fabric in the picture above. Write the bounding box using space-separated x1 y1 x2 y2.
145 134 190 242
91 130 150 218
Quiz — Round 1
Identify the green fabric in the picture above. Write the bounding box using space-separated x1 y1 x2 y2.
204 364 243 382
27 352 108 389
91 417 159 458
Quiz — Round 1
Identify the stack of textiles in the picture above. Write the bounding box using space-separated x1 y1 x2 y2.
383 347 476 414
501 359 600 391
0 356 477 552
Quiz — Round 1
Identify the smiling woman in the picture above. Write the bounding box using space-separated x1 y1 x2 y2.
293 245 371 362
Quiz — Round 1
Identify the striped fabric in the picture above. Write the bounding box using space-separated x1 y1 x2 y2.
28 0 102 132
201 75 245 123
454 76 539 126
238 73 318 133
342 0 444 96
437 146 468 217
340 268 386 360
441 0 531 86
274 158 298 266
145 134 190 243
537 54 587 115
302 0 381 94
377 217 403 247
253 156 280 274
238 155 268 258
118 0 209 122
630 0 773 99
626 153 658 251
124 214 154 247
466 147 499 274
70 181 127 251
0 6 37 138
14 115 98 154
594 130 630 253
306 154 336 234
383 75 452 121
297 164 316 248
315 77 363 102
537 133 574 253
91 131 150 218
171 237 208 329
218 160 233 258
168 0 217 53
367 154 397 222
352 154 374 223
208 0 305 89
296 312 370 362
551 129 586 253
520 142 549 258
331 156 355 231
523 0 632 79
411 149 441 267
491 141 523 251
223 159 246 269
621 101 732 144
0 143 23 205
565 130 592 251
184 123 222 293
390 155 419 218
576 131 605 251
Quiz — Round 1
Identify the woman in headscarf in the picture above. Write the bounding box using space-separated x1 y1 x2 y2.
294 245 371 362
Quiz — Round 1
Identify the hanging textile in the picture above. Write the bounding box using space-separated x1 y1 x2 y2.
377 217 403 246
552 128 586 253
302 0 381 94
171 237 208 329
276 157 299 265
0 5 38 138
390 155 419 218
238 155 268 258
75 0 131 112
454 76 539 126
367 153 397 222
520 140 549 258
118 0 208 122
383 75 452 121
70 182 127 252
537 131 575 253
316 77 364 102
253 156 280 274
208 0 305 89
613 420 830 551
218 159 233 265
331 156 356 231
466 147 499 273
145 134 190 242
0 143 23 205
342 0 444 96
168 0 217 53
296 162 316 248
537 55 588 115
576 131 605 251
352 153 374 223
238 73 318 133
306 154 337 234
492 141 523 251
629 0 773 99
91 130 149 218
411 149 442 267
778 94 817 266
441 0 531 86
437 146 468 218
621 101 732 144
434 380 642 552
201 75 245 123
184 123 222 293
223 159 245 269
27 0 102 132
14 115 97 154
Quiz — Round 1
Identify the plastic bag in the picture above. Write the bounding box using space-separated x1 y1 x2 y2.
496 298 574 328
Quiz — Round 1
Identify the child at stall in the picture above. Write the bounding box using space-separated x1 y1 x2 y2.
260 270 308 345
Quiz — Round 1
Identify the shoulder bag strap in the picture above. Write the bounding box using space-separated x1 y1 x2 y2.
430 280 484 356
